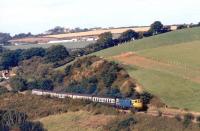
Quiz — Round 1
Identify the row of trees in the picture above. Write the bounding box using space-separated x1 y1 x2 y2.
0 45 70 70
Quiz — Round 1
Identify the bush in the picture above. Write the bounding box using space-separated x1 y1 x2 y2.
0 87 8 95
38 79 54 91
140 92 153 104
45 45 69 63
183 113 194 128
0 110 46 131
10 76 27 91
104 115 137 131
65 65 72 76
196 116 200 122
175 114 182 122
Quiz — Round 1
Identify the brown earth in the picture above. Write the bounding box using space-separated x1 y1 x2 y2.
112 52 200 83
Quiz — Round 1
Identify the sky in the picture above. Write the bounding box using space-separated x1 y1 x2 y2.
0 0 200 35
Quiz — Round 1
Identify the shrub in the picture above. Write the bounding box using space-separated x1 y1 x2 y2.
10 76 27 91
196 116 200 122
183 113 194 128
0 110 46 131
45 45 69 63
0 88 8 95
104 115 137 131
38 79 54 91
65 65 72 76
140 92 153 104
175 114 182 122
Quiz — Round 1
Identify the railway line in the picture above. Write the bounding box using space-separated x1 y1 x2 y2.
31 89 200 123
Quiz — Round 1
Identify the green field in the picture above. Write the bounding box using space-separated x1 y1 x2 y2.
3 41 93 50
94 27 200 57
94 27 200 111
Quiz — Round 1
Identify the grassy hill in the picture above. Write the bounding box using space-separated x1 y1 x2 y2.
38 111 114 131
94 27 200 111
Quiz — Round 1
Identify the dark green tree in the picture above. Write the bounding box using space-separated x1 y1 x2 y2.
20 47 46 60
0 33 11 44
119 29 139 42
0 49 22 69
97 32 114 48
38 79 54 91
149 21 164 35
45 45 69 63
10 76 27 91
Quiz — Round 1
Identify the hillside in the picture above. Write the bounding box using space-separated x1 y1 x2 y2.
13 56 140 98
94 27 200 111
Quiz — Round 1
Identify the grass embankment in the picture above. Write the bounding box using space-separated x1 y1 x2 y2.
39 110 200 131
39 111 114 131
94 27 200 111
0 93 118 120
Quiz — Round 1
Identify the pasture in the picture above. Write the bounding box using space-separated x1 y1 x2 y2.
39 111 114 131
94 27 200 111
3 41 93 50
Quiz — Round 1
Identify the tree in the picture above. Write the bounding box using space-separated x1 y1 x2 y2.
0 110 46 131
20 47 46 60
97 32 114 48
0 33 11 44
38 79 54 91
177 24 188 30
0 46 6 53
13 32 33 39
45 45 69 63
119 30 139 42
10 76 27 92
0 49 22 70
149 21 164 35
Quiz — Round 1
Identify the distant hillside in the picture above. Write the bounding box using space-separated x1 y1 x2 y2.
94 27 200 112
94 27 200 57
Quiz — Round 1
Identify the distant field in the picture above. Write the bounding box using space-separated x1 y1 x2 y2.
39 111 114 131
3 41 93 50
94 27 200 112
45 26 177 39
94 27 200 57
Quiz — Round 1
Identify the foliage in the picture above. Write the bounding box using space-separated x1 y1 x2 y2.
0 110 46 131
0 88 9 95
183 113 194 128
45 45 69 63
10 76 27 92
20 47 46 60
0 93 119 120
196 116 200 122
0 49 22 70
104 115 137 131
177 24 188 30
0 33 11 44
140 92 153 105
149 21 164 35
38 79 54 91
119 29 139 42
65 65 72 76
13 32 33 39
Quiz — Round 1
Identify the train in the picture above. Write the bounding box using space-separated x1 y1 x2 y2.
32 89 143 110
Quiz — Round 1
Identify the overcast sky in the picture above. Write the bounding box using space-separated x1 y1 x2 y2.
0 0 200 35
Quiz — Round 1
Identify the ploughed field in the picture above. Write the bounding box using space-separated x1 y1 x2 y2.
3 41 93 50
94 27 200 112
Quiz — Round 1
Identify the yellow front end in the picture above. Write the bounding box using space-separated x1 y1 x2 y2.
132 99 143 110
